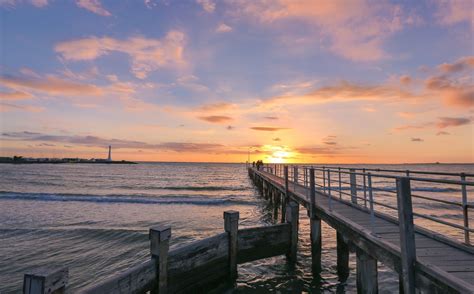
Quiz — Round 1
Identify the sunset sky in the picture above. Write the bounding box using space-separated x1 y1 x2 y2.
0 0 472 163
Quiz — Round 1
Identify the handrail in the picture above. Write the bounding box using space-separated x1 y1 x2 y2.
260 164 472 245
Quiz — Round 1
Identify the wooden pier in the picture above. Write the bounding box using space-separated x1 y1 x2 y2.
20 164 474 293
249 165 474 293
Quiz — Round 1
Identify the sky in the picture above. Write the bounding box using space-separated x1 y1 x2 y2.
0 0 472 163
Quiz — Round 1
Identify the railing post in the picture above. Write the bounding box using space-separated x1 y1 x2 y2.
396 177 416 294
368 173 375 233
224 210 239 282
461 173 470 244
309 168 322 272
350 168 358 204
286 201 299 264
150 226 171 294
363 168 367 208
293 166 298 184
23 267 68 294
327 169 332 211
282 166 289 223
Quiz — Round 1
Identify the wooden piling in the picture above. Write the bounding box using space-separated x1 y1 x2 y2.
23 267 68 294
337 232 350 281
396 177 416 294
224 211 239 282
356 249 378 294
150 226 171 294
286 201 299 263
309 168 322 272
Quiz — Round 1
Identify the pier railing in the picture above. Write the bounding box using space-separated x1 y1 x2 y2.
22 208 298 293
260 164 473 246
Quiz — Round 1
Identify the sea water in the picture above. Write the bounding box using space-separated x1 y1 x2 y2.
0 163 472 293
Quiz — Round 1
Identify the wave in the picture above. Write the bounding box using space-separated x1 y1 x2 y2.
115 185 248 191
0 191 255 206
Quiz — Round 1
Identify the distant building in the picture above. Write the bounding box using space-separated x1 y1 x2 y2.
107 145 112 162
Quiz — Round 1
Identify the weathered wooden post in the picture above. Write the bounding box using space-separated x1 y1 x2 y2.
293 166 298 184
350 168 358 204
150 226 171 294
286 201 299 264
397 177 416 294
282 166 289 223
309 168 322 272
337 232 350 281
224 211 239 282
23 267 68 294
356 249 378 293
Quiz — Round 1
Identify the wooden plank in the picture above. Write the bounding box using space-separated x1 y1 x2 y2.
150 226 171 293
81 260 155 294
237 224 291 264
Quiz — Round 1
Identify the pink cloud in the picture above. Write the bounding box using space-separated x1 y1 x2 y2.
228 0 414 61
55 31 187 79
250 126 289 131
437 56 474 74
434 0 473 27
75 0 111 16
196 0 215 12
0 102 44 112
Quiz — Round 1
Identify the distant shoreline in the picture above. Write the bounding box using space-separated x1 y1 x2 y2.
0 161 137 164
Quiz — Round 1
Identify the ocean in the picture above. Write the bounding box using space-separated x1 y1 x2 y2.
0 162 472 293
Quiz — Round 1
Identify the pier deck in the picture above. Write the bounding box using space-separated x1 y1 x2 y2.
250 166 474 293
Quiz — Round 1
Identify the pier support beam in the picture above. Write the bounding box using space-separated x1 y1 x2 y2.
150 226 171 294
337 232 350 281
224 211 239 283
356 249 378 294
23 267 68 294
286 201 299 264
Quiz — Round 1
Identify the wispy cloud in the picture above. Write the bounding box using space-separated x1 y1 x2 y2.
0 102 44 112
75 0 111 16
0 75 104 96
411 137 423 142
55 31 187 79
198 115 233 123
228 0 416 61
0 90 33 100
2 131 228 153
216 23 233 33
394 117 471 131
196 0 215 13
250 126 289 131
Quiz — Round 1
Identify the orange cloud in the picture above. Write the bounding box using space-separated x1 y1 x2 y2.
0 102 44 112
0 90 33 100
437 56 474 74
0 75 104 96
55 31 186 79
250 127 289 131
197 102 235 112
76 0 111 16
424 75 474 107
394 117 471 131
264 81 416 106
198 115 233 123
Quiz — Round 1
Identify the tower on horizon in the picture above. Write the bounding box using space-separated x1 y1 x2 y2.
107 145 112 162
